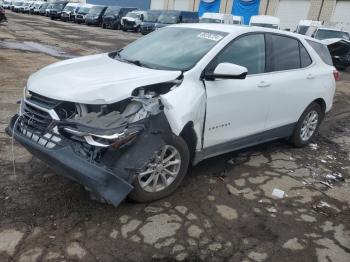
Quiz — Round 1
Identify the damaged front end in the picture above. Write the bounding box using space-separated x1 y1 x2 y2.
6 84 178 206
323 38 350 70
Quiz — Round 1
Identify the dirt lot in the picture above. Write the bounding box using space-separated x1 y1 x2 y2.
0 12 350 262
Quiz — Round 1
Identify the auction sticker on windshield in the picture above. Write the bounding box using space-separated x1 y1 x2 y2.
197 32 224 42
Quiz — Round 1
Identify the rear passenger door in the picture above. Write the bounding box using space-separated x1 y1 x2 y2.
264 33 319 131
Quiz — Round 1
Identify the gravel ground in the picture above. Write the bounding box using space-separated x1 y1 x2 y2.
0 12 350 262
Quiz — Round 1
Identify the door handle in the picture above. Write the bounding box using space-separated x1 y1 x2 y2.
257 81 270 88
307 73 315 79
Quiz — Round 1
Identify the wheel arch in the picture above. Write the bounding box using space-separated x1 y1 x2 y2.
179 121 197 162
312 98 326 114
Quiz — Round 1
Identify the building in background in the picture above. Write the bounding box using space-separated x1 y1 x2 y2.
78 0 350 31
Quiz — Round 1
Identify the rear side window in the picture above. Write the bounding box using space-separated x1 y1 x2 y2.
299 43 312 67
268 34 300 71
306 40 333 66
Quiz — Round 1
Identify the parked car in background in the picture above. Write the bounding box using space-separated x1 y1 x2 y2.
102 6 136 30
12 0 25 12
6 24 337 206
49 1 68 20
155 10 199 29
21 1 34 14
296 20 322 35
61 2 80 22
74 4 93 24
249 15 280 29
313 27 350 41
3 0 12 9
85 5 107 26
199 12 242 24
44 3 54 16
322 38 350 70
121 10 146 32
37 1 48 15
140 10 162 35
29 1 43 14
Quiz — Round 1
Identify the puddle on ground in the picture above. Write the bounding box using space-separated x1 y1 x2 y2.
0 40 76 58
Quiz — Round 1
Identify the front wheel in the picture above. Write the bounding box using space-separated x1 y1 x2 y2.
129 134 190 203
289 102 324 147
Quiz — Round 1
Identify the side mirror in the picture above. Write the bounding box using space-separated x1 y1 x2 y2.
205 63 248 80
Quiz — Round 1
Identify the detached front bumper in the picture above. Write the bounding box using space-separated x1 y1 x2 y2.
6 114 133 207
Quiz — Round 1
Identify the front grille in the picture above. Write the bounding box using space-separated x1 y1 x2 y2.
123 20 135 27
22 102 55 132
27 92 61 109
16 116 63 149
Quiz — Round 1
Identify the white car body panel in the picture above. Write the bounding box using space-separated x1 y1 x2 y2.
25 24 336 160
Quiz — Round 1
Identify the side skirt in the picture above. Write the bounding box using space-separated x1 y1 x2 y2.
193 123 296 165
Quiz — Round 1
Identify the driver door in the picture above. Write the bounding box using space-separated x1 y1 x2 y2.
204 33 270 148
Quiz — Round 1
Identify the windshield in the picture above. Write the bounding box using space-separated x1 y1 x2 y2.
200 18 222 24
104 6 120 15
297 25 309 35
78 7 90 14
52 3 65 10
64 5 76 12
315 29 350 40
250 23 279 29
117 27 227 71
144 12 160 22
15 2 24 6
126 12 139 19
89 6 104 15
158 13 179 24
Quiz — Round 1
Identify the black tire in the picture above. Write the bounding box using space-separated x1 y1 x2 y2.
289 102 324 147
128 134 190 203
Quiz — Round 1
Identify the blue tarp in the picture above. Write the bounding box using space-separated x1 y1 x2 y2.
232 0 260 25
86 0 151 10
198 0 221 17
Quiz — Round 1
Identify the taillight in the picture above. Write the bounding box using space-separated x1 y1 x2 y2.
333 69 340 81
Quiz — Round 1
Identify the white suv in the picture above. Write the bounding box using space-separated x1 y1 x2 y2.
7 24 337 206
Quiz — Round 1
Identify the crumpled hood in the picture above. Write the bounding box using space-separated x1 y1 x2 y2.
123 17 136 22
321 38 350 46
28 53 181 104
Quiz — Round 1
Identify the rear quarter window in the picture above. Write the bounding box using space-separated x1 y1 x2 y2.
306 40 333 66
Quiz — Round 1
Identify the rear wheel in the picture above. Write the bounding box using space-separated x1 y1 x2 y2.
129 134 190 203
289 102 324 147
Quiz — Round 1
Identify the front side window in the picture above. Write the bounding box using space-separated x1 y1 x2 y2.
210 34 266 75
118 27 227 71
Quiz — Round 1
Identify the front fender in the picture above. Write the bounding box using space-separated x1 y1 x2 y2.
160 76 206 150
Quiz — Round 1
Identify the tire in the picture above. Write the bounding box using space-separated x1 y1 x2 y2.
289 102 324 147
128 134 190 203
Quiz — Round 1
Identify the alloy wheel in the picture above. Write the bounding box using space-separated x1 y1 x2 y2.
138 145 181 193
300 110 318 141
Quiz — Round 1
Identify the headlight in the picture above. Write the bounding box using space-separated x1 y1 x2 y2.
24 86 31 100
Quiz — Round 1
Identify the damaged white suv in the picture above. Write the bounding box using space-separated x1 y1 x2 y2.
7 24 337 206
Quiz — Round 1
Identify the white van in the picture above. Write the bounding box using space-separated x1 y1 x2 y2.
200 12 243 25
250 15 280 29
